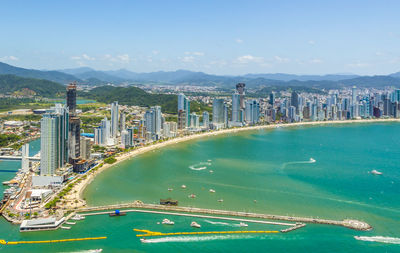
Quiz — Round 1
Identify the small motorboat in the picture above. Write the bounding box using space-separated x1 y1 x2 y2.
310 158 316 162
217 199 224 202
65 222 76 225
209 170 214 173
191 221 201 228
239 222 248 227
71 214 85 221
168 188 173 191
162 218 175 225
61 226 71 230
140 238 148 243
209 189 216 193
371 169 383 175
181 184 187 189
188 194 196 198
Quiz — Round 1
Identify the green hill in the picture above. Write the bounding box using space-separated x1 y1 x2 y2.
0 74 65 97
81 86 177 114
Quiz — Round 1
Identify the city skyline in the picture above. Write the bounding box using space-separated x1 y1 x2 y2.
1 0 400 75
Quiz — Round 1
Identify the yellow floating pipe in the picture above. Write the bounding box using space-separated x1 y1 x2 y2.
0 237 107 245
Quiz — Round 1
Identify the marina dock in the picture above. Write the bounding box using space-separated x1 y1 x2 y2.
75 202 372 231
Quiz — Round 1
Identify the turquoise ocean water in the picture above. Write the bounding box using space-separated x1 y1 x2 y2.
1 123 400 252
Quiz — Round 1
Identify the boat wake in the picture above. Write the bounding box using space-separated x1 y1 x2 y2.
203 219 242 227
281 158 316 169
61 250 103 253
189 162 212 171
354 236 400 244
141 234 254 243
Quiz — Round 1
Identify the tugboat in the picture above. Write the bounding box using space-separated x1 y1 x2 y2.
191 221 201 228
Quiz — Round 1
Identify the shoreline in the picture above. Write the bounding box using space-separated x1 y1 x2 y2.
69 118 400 207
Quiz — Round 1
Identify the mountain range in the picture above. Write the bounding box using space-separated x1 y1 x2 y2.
2 62 400 88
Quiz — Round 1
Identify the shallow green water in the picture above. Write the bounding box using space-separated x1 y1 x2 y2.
1 123 400 252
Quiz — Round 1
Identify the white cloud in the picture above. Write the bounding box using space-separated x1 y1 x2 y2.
184 51 204 56
0 55 19 61
236 38 243 44
82 54 95 61
274 56 290 63
117 54 130 63
308 40 315 45
236 55 264 64
181 56 195 63
347 62 370 68
309 58 323 64
71 54 95 61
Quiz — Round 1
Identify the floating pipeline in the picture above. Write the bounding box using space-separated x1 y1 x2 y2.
133 229 279 237
0 236 107 245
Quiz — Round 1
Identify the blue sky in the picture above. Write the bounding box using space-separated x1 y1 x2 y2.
1 0 400 75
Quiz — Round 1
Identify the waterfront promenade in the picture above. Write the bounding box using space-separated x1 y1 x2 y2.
74 202 372 231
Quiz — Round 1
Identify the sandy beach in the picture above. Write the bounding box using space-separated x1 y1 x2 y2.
64 118 400 208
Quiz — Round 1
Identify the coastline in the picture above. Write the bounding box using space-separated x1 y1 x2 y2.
69 118 400 207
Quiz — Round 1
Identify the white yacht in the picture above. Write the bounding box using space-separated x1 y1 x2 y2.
71 214 85 221
310 158 316 162
168 188 173 191
181 184 187 189
371 169 383 175
217 199 224 202
239 222 248 227
191 221 201 228
209 189 216 193
162 218 175 225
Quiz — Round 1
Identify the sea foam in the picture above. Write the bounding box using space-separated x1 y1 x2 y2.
354 236 400 244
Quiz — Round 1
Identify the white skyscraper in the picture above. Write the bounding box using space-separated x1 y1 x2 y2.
111 101 119 138
144 106 162 139
202 111 209 129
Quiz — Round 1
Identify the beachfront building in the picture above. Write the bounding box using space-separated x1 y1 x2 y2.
94 117 113 146
111 101 119 139
202 111 210 129
144 106 162 140
80 136 91 160
190 113 200 130
212 98 225 129
178 93 190 128
245 99 260 125
40 104 69 176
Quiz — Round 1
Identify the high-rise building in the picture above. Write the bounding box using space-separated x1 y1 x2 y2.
245 99 260 124
94 117 112 146
127 127 135 146
80 137 91 160
21 143 29 172
352 86 357 105
40 104 69 175
68 117 81 161
66 82 77 116
232 93 241 122
177 110 186 130
236 83 246 109
120 112 126 131
111 101 119 138
212 98 225 125
202 111 209 129
120 129 130 148
269 92 275 106
144 106 162 139
190 113 200 128
291 91 299 112
178 93 190 127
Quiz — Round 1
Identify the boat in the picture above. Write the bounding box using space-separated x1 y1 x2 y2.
181 184 187 189
239 222 248 227
191 221 201 228
209 189 216 193
65 222 76 225
61 226 71 230
310 158 316 162
371 169 383 175
162 218 174 225
188 194 196 198
168 188 173 191
217 199 224 202
140 238 149 243
207 160 212 162
209 170 214 173
71 214 85 221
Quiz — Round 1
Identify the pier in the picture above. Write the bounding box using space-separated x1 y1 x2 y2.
75 202 372 231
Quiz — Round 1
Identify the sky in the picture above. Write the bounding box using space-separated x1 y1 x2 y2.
1 0 400 76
